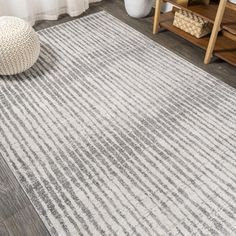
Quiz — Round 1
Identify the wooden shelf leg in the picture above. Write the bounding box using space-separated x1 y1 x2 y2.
204 0 227 64
153 0 162 34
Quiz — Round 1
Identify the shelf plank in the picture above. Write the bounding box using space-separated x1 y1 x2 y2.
223 25 236 35
159 11 236 66
164 0 236 34
223 29 236 41
160 11 209 49
226 2 236 11
215 50 236 66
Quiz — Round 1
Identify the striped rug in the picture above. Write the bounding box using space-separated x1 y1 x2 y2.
1 11 236 236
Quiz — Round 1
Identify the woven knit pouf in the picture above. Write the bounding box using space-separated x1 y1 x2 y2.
0 16 40 76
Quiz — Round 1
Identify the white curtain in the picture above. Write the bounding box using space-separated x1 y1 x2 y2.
0 0 101 25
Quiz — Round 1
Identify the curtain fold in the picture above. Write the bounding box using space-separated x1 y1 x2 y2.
0 0 101 25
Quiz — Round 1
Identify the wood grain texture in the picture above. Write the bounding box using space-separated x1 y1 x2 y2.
0 0 236 235
4 206 49 236
0 155 50 236
0 222 9 236
153 0 162 34
0 156 29 221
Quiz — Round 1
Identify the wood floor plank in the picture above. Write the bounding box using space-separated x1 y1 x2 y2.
0 222 9 236
4 206 49 236
0 156 29 221
0 155 50 236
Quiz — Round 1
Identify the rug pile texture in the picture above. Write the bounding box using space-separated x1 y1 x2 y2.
1 11 236 236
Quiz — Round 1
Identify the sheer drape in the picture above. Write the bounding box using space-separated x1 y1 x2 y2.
0 0 101 25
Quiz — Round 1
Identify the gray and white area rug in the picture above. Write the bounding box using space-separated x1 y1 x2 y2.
1 11 236 236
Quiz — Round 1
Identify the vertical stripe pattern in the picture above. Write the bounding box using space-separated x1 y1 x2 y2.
1 11 236 236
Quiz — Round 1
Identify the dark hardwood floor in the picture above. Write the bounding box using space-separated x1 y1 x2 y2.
0 154 50 236
1 0 235 235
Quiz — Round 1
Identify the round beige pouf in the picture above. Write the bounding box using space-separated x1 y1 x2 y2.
0 16 40 76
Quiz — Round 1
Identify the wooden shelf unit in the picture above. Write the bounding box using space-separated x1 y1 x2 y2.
153 0 236 66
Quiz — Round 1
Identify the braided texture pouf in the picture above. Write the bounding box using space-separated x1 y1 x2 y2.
0 16 40 75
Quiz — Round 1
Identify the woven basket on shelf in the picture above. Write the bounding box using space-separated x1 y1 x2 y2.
173 9 213 38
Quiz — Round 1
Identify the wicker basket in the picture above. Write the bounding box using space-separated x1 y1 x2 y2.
173 9 213 38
